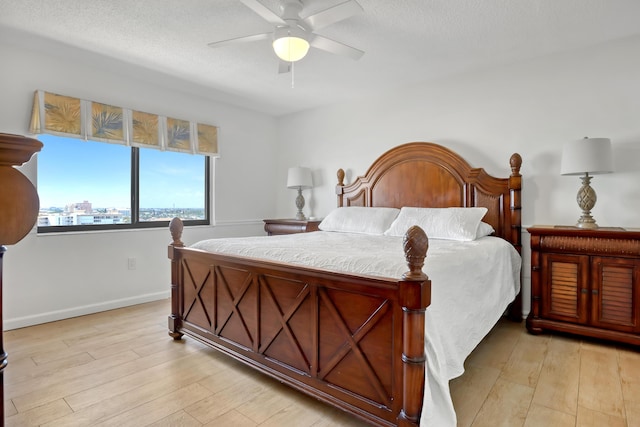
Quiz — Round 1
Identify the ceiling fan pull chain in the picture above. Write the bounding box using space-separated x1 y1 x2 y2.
291 61 295 88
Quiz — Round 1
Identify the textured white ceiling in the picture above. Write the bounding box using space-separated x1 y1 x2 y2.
2 0 640 116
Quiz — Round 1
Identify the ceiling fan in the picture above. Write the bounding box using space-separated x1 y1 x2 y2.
208 0 365 73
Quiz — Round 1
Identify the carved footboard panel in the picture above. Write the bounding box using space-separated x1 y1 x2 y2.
168 222 431 427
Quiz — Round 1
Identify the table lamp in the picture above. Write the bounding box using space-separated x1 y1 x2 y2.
560 137 613 228
287 166 312 220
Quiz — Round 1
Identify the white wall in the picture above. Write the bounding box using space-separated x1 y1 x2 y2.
275 35 640 317
0 37 279 329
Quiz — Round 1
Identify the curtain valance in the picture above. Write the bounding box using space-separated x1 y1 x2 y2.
29 90 218 156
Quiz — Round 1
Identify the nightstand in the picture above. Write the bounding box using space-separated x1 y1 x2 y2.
263 218 321 236
527 225 640 346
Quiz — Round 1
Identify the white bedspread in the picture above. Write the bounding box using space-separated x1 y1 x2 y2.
191 231 521 426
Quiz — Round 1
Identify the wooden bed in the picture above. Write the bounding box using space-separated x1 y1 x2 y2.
167 142 522 426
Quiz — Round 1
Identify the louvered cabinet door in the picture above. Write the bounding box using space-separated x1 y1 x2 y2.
591 257 640 333
541 253 589 324
527 226 640 346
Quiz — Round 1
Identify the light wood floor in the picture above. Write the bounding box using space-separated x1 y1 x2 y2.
4 299 640 426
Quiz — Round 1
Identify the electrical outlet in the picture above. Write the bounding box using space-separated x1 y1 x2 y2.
127 257 136 270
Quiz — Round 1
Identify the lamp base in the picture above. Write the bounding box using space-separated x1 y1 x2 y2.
295 188 306 220
575 218 598 229
575 173 599 229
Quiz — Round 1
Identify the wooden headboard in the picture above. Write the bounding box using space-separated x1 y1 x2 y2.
336 142 523 253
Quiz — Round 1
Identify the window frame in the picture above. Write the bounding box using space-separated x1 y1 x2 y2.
37 145 211 233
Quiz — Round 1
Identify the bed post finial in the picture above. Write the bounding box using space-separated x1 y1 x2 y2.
337 168 345 186
402 226 429 281
510 153 522 177
169 217 184 247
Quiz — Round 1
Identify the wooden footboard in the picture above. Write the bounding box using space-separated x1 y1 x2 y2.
168 218 431 427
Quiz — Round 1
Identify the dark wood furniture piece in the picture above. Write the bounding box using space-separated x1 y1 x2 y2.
527 226 640 346
0 133 43 425
168 142 523 426
263 218 321 235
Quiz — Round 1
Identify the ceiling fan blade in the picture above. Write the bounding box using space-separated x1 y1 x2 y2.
240 0 286 25
303 0 363 30
208 32 271 49
278 61 291 74
310 34 364 60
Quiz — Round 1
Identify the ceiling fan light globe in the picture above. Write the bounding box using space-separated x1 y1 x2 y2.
273 36 309 62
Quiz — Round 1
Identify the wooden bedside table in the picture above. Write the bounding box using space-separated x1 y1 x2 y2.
527 225 640 346
263 218 321 236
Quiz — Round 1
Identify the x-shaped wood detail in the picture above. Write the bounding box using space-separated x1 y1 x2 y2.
318 288 392 406
214 266 254 345
182 260 212 328
258 277 310 369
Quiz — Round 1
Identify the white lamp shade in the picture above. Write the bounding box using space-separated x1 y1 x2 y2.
561 137 613 176
287 166 312 189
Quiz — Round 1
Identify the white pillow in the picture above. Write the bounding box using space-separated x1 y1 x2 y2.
383 207 488 241
476 221 495 239
319 207 400 235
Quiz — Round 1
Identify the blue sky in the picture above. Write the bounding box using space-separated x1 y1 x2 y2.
37 134 205 209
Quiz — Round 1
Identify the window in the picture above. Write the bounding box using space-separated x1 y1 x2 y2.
37 134 210 232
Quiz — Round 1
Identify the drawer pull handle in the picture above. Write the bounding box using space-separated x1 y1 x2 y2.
592 289 599 295
581 289 589 294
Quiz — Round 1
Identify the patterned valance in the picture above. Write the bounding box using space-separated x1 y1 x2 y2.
29 90 218 156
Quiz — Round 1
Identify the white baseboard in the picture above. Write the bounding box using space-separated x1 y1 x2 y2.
4 290 170 331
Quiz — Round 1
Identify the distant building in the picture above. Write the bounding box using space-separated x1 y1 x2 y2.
38 200 127 226
76 200 92 213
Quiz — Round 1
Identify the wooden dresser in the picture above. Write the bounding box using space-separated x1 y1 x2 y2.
527 226 640 345
263 218 321 236
0 133 43 422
